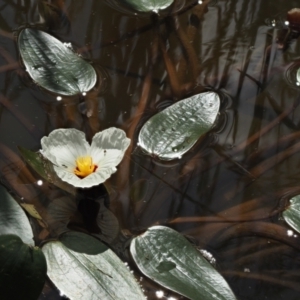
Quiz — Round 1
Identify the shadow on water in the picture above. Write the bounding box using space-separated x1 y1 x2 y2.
2 0 300 299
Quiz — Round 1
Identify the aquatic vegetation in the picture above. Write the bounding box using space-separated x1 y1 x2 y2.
0 185 34 245
42 232 146 300
18 28 97 96
2 0 300 299
40 127 130 188
0 186 46 299
122 0 174 12
131 226 237 300
138 91 220 160
0 234 47 300
283 195 300 234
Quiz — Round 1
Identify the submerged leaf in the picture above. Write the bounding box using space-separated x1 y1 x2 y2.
92 199 120 244
18 146 75 195
130 179 149 203
0 234 47 300
45 196 79 236
18 28 97 96
20 203 43 220
138 91 220 160
123 0 174 12
42 232 145 300
0 185 34 245
130 226 237 300
283 195 300 233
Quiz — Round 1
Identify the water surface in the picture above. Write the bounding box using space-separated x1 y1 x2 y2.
1 0 300 299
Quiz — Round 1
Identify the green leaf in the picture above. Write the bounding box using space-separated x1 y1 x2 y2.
130 226 237 300
0 234 47 300
18 28 97 96
0 185 34 245
92 199 120 244
18 146 75 195
45 196 79 236
138 91 220 160
123 0 174 12
42 232 145 300
283 195 300 233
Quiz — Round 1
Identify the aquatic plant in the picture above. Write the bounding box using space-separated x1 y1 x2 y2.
40 127 130 188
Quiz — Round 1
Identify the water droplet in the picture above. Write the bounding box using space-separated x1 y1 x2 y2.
156 290 164 298
36 180 43 186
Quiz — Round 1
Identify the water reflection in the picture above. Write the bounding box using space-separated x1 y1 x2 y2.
1 0 300 299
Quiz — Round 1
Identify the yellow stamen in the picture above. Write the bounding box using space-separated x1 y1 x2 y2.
74 156 97 178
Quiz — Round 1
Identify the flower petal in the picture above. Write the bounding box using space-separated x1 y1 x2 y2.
90 127 131 166
40 128 90 169
53 166 87 187
54 165 112 188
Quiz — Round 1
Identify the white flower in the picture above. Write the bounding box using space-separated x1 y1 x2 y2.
40 127 130 188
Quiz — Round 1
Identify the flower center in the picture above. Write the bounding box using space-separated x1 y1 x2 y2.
74 156 97 178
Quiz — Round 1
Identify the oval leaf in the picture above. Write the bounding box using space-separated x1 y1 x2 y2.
0 234 47 300
0 185 34 245
283 195 300 233
18 28 97 96
138 92 220 160
130 226 237 300
42 232 145 300
123 0 174 12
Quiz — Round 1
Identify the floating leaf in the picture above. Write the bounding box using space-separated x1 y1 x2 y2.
283 195 300 233
42 232 145 300
123 0 174 12
18 146 75 195
130 226 237 300
0 234 47 300
138 92 220 160
0 185 34 245
18 28 97 96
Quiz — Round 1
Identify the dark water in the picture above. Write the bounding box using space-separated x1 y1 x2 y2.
1 0 300 299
